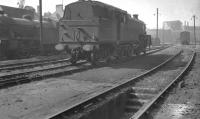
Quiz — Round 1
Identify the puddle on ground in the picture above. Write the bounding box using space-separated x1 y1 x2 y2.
153 103 200 119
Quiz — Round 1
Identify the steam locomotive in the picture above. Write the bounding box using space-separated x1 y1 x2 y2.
0 11 58 59
58 0 151 64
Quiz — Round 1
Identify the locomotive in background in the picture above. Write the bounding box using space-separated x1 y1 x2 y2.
180 31 190 45
58 0 151 64
0 5 59 60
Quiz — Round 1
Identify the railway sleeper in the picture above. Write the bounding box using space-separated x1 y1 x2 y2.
125 105 141 112
131 87 157 93
125 87 157 113
129 93 155 99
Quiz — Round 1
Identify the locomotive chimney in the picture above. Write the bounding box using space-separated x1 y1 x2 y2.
133 14 138 19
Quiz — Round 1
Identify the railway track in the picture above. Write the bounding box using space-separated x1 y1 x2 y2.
0 58 70 71
44 48 192 119
0 60 87 87
127 51 195 119
0 46 168 88
0 46 165 72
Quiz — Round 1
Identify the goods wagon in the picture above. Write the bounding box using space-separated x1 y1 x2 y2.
180 31 190 45
58 0 150 64
0 14 58 59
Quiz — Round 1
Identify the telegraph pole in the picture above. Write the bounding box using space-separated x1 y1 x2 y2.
156 8 159 39
162 22 165 44
39 0 43 54
193 15 196 47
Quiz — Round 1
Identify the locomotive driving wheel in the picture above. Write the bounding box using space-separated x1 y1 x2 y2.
135 49 141 56
70 57 77 65
70 55 77 65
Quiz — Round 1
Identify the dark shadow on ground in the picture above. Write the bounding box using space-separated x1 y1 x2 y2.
103 54 174 70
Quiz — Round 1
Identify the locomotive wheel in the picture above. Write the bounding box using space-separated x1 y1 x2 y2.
135 52 139 56
70 57 77 65
135 50 140 56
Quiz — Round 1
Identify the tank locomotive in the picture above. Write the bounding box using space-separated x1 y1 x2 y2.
58 0 150 64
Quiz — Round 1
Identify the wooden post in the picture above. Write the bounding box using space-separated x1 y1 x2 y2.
193 15 196 47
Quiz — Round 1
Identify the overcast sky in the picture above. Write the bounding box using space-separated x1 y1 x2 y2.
1 0 200 28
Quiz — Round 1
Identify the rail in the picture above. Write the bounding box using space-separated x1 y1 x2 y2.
131 50 195 119
0 46 169 89
0 58 70 71
47 49 181 119
0 45 167 71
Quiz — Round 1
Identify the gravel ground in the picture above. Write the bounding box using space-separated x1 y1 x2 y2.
0 46 180 119
64 48 179 84
133 49 193 90
149 46 200 119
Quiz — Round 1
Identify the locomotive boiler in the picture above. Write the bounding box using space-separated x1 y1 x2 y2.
0 14 58 59
58 0 150 64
